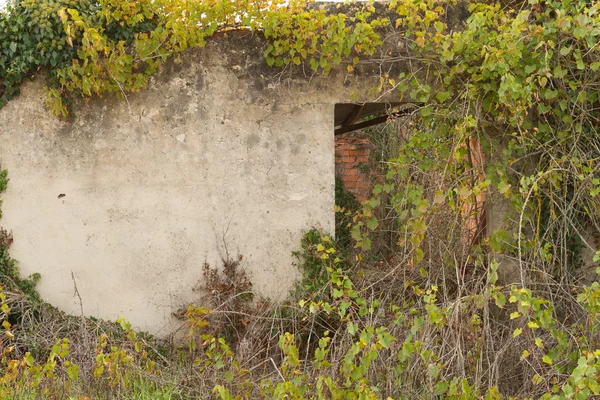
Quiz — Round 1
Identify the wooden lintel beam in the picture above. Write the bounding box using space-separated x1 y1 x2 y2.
335 115 389 135
334 109 413 136
334 104 419 136
341 104 364 127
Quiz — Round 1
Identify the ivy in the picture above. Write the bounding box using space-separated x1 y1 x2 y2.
0 0 387 117
3 1 600 395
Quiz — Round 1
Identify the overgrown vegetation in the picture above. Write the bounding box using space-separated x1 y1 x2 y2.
3 0 600 398
0 0 386 117
0 169 40 303
334 176 361 251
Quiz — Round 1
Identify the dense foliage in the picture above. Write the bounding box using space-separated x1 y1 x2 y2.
3 0 600 398
0 0 385 116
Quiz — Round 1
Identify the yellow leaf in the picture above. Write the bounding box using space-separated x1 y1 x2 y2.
513 328 522 338
527 321 539 329
542 355 552 365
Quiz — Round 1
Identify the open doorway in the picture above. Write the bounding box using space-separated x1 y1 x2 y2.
334 103 406 203
333 103 488 254
333 103 409 252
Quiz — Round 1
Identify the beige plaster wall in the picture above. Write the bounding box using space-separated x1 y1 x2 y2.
0 34 379 336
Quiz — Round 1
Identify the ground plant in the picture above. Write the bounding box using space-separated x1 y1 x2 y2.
2 0 600 399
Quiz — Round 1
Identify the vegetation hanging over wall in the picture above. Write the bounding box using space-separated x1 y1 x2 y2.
2 0 600 398
0 0 386 116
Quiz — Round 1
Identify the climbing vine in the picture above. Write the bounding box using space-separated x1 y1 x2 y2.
346 0 600 397
0 0 387 117
3 0 600 397
353 0 600 273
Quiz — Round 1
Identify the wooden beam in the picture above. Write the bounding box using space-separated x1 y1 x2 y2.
341 104 364 127
334 108 415 136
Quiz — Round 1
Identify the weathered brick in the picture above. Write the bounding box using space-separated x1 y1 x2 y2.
347 149 366 156
336 132 377 202
335 149 351 157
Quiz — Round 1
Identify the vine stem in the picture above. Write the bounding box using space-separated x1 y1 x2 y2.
517 168 566 287
105 66 132 115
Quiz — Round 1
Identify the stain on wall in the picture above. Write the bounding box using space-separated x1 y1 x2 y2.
0 34 385 336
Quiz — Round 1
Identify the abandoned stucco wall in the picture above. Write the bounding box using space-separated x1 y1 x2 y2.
0 34 384 336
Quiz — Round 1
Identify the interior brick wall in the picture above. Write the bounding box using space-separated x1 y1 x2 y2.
335 132 376 202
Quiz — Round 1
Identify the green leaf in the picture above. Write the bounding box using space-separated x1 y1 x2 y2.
401 341 414 359
310 58 318 71
319 56 328 69
498 181 511 195
24 353 34 367
366 217 379 231
351 224 362 241
493 292 506 308
377 332 393 349
559 46 572 56
524 64 537 74
434 381 448 395
67 363 79 381
435 91 451 103
489 229 510 253
542 355 553 365
574 49 585 70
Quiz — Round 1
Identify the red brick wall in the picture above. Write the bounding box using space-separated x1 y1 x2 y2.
335 132 376 202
